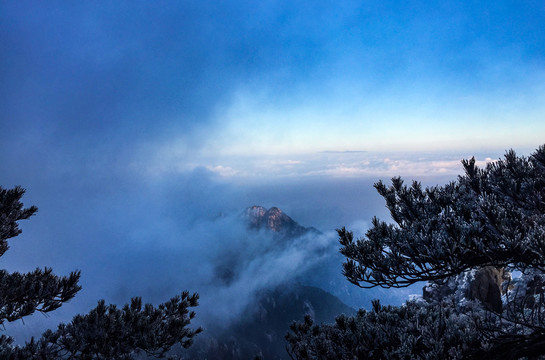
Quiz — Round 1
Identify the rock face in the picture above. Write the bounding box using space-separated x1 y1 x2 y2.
245 205 267 227
423 266 510 313
243 205 319 238
467 266 506 312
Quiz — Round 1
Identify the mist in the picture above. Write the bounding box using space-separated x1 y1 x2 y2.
1 156 462 343
2 0 539 350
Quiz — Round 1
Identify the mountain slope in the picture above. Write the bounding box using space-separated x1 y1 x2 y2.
183 206 357 359
189 284 355 360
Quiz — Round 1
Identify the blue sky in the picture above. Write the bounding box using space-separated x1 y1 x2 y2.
1 0 544 342
2 1 544 180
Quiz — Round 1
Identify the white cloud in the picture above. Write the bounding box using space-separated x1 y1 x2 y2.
139 145 505 181
206 165 239 177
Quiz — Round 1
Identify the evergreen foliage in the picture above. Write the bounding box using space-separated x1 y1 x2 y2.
287 145 545 359
0 186 201 359
0 186 81 325
287 300 482 360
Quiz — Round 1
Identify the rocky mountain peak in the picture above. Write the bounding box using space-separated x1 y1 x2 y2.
244 205 304 234
245 205 267 227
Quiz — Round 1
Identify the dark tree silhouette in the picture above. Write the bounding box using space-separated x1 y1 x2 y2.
0 186 201 359
287 145 545 359
0 186 81 325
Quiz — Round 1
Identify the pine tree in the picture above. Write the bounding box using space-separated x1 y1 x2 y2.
287 145 545 359
0 186 201 359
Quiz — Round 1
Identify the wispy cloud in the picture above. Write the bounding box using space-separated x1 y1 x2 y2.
141 149 504 180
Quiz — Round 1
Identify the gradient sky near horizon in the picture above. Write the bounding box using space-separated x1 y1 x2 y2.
1 0 545 342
